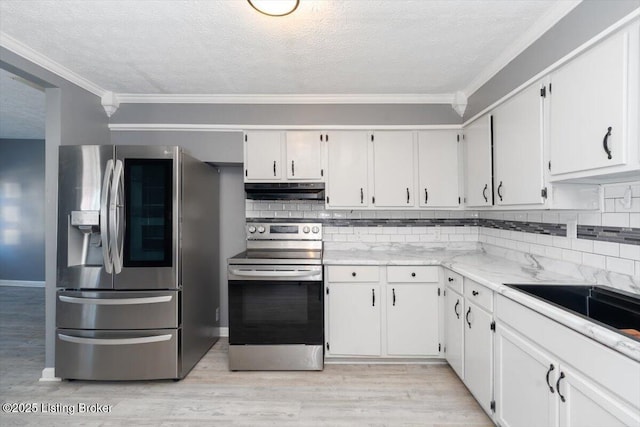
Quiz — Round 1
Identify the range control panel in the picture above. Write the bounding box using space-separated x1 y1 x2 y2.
246 222 322 240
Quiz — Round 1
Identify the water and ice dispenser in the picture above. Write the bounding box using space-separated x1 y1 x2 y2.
66 210 103 267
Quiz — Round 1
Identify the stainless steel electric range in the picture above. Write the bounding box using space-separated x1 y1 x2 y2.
227 222 323 371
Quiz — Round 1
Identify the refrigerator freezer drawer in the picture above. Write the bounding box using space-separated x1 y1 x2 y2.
55 329 179 380
56 290 179 330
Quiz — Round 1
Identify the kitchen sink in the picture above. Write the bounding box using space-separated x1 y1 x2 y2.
507 284 640 342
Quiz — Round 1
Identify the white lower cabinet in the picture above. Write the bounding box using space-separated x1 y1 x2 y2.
463 298 493 414
327 282 381 356
444 271 464 379
325 265 440 358
496 295 640 427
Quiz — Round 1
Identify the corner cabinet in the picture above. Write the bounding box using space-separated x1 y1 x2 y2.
492 83 545 206
371 132 416 208
463 114 493 207
495 295 640 427
325 131 370 208
244 130 324 182
548 21 640 182
325 265 441 359
417 130 461 208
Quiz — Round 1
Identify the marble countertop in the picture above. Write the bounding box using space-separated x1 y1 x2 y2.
323 245 640 362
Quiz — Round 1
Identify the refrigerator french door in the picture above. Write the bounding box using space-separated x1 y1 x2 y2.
57 145 178 290
56 145 220 380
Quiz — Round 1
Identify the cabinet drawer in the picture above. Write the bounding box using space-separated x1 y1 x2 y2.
387 266 438 283
327 265 379 282
443 269 463 294
464 279 493 312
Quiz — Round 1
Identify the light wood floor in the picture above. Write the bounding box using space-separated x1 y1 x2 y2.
0 286 493 426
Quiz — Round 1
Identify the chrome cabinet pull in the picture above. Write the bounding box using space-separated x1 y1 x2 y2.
603 126 612 159
546 364 555 393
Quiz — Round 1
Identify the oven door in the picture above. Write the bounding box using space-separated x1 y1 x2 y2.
228 267 323 345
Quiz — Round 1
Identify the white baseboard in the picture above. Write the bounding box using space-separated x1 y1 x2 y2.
39 367 61 382
217 327 229 337
0 280 45 288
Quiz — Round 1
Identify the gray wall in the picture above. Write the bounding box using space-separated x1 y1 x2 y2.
465 0 640 119
110 103 463 127
0 139 45 281
1 47 110 370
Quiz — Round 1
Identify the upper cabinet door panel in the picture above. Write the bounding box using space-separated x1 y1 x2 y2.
463 115 493 207
549 28 630 175
326 131 369 208
372 131 415 208
285 131 323 180
417 130 460 208
492 83 544 206
244 131 282 181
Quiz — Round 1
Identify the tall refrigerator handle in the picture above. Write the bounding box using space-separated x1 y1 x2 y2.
100 160 114 274
110 159 124 274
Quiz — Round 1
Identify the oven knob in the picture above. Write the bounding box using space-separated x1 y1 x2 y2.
312 226 320 234
257 226 266 234
248 226 256 234
303 226 310 234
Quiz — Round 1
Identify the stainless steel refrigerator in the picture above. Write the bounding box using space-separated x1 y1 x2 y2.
55 145 220 380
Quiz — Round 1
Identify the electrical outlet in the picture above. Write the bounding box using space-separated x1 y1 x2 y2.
215 307 219 322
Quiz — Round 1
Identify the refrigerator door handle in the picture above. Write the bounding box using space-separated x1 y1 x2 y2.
110 159 124 274
58 295 173 305
100 159 114 274
58 333 172 346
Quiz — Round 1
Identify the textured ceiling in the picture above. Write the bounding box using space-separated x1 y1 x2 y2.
0 69 45 139
0 0 577 96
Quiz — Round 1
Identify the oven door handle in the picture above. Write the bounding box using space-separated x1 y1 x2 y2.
228 268 319 278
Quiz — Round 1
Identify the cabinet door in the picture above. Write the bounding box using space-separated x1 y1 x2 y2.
495 323 557 427
327 283 381 356
464 301 493 414
372 131 415 207
444 286 464 379
557 364 640 427
244 131 282 181
463 115 493 207
326 131 369 208
417 130 460 207
492 83 544 206
285 131 323 180
386 284 439 356
549 28 629 175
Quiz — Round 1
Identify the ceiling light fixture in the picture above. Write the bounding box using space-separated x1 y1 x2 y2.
248 0 299 17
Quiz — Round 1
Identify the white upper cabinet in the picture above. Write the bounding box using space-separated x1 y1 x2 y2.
285 131 324 180
492 83 545 206
326 131 369 208
244 131 283 181
463 114 493 207
371 131 416 208
417 130 461 208
548 21 640 181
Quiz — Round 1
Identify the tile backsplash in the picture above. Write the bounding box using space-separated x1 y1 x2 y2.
245 181 640 279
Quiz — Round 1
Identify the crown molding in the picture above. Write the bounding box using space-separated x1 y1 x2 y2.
0 31 107 97
108 123 463 132
462 0 582 98
114 93 456 105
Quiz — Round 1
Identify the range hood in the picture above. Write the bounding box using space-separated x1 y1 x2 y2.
245 182 325 201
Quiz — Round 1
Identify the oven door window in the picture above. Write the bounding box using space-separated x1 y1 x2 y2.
228 280 323 345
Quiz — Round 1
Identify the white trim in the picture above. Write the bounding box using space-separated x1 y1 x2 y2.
0 32 107 98
109 123 463 132
115 93 456 105
0 280 45 288
463 0 582 98
463 12 640 127
217 327 229 338
39 367 61 382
